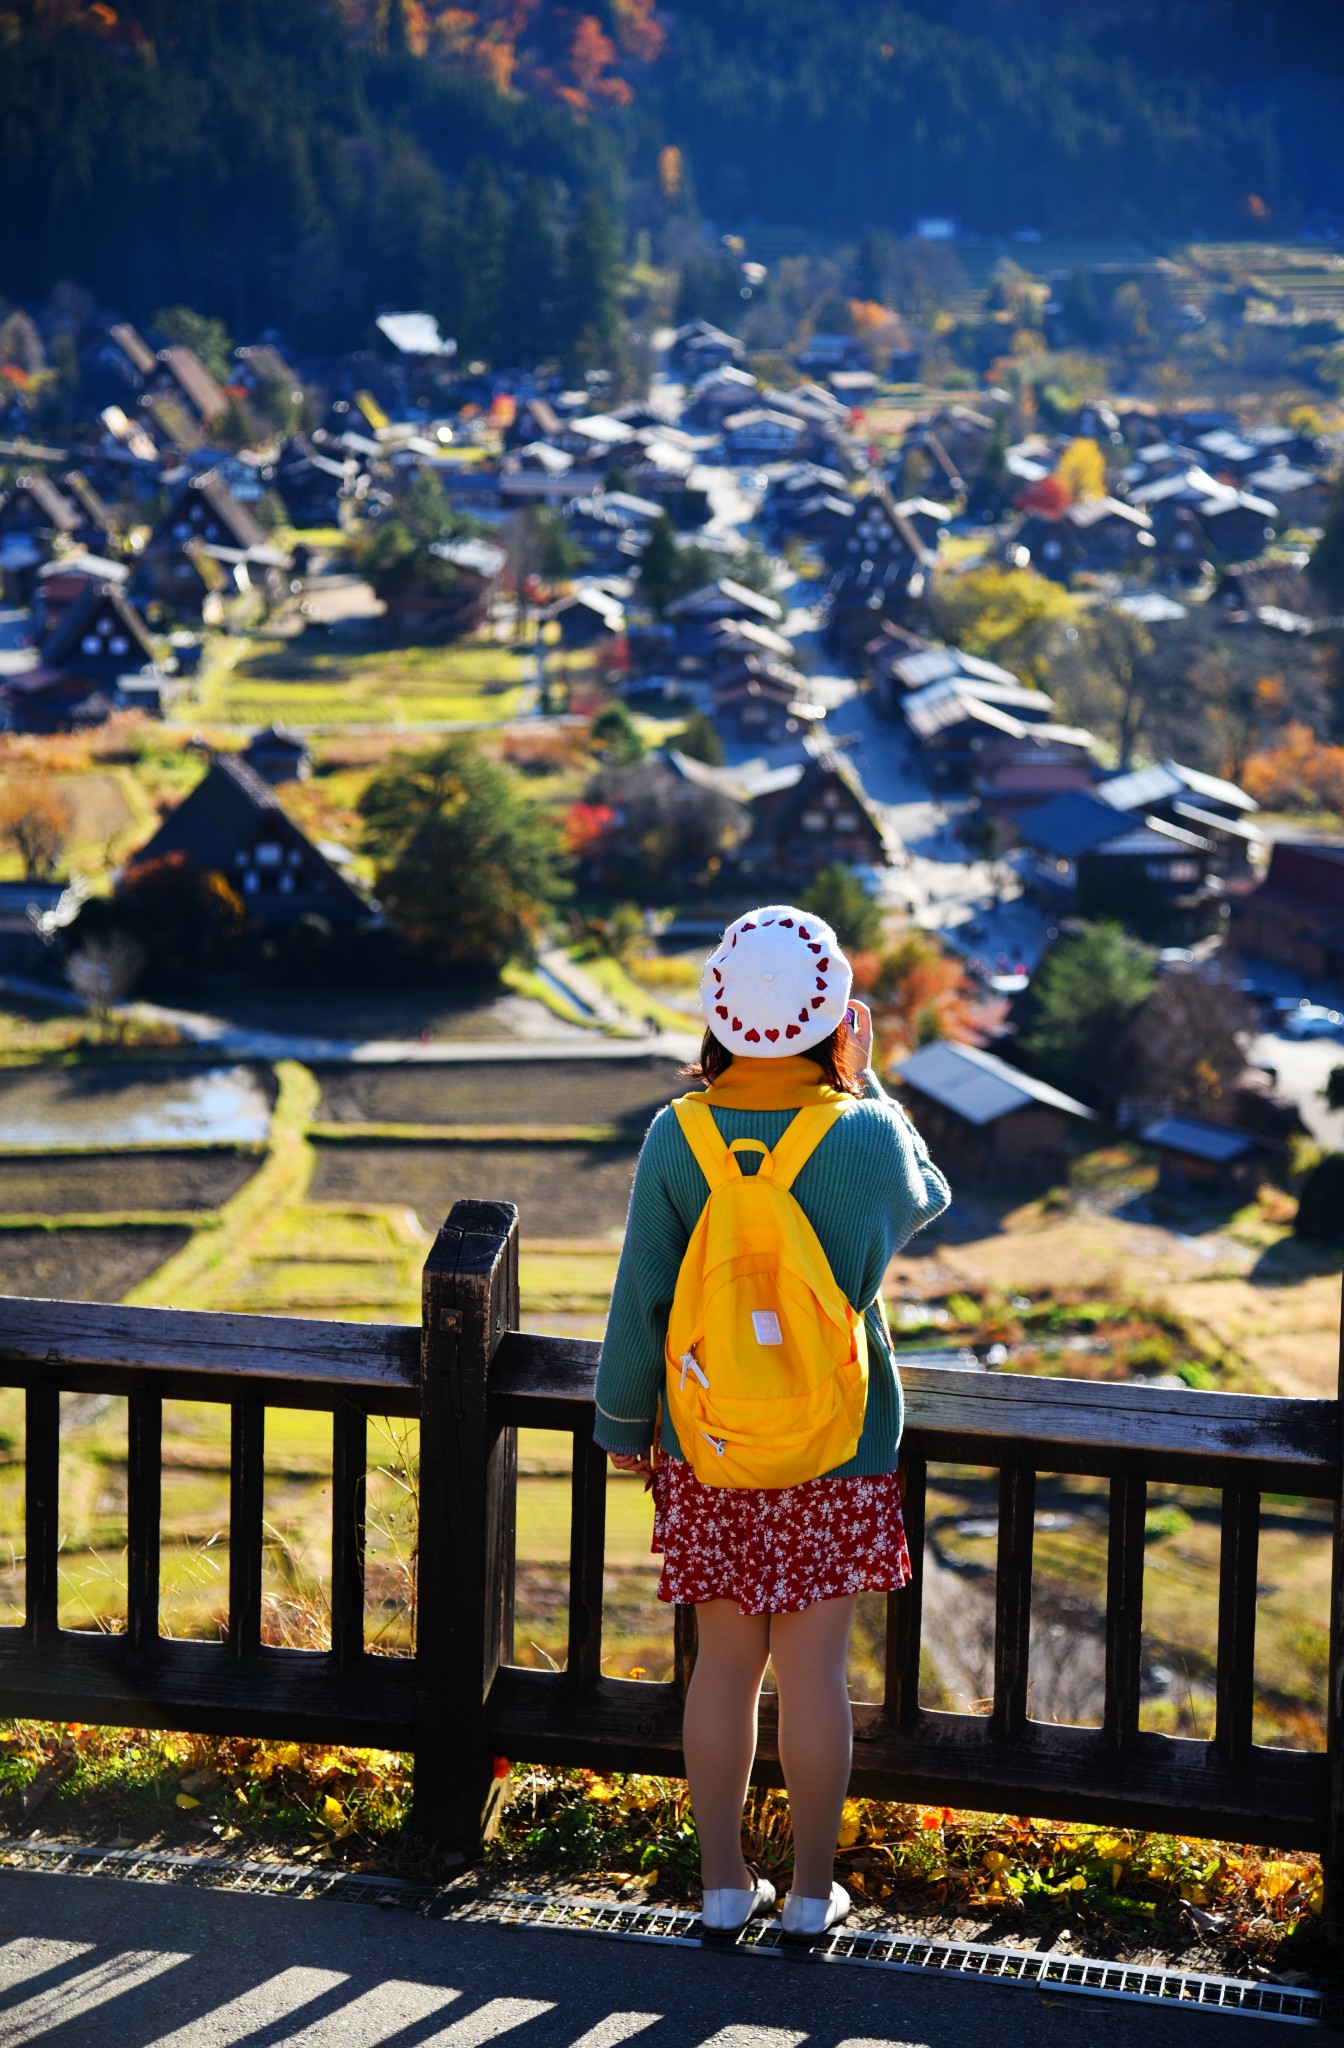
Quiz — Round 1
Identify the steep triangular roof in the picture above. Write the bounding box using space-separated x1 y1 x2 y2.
42 580 156 673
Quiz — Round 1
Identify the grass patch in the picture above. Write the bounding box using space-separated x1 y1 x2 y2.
189 636 531 729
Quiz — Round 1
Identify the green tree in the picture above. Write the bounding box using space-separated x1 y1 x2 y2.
563 189 622 374
1308 474 1344 614
675 710 725 766
933 566 1081 688
1296 1153 1344 1247
358 740 569 970
502 179 560 365
152 305 234 383
1019 922 1156 1106
589 702 646 767
458 159 509 361
803 863 883 952
638 512 702 617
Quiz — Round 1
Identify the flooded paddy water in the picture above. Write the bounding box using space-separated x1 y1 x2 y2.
0 1062 274 1150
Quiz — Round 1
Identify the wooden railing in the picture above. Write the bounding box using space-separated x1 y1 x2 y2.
1 1197 1341 1922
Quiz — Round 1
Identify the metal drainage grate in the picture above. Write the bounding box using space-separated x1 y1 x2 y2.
494 1893 1327 2027
0 1840 439 1909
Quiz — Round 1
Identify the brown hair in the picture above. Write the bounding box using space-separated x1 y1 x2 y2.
685 1023 866 1096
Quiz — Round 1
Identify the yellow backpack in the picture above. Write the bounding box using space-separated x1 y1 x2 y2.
664 1095 868 1489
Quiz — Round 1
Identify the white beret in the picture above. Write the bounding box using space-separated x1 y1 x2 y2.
700 903 853 1055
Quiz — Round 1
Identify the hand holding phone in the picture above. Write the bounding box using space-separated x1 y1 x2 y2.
845 998 874 1062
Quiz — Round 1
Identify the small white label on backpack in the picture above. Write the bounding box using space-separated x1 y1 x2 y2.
752 1309 783 1346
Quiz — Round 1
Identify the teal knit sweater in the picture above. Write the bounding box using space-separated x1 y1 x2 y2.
594 1071 951 1477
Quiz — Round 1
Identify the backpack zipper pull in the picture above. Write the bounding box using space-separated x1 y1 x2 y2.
679 1350 709 1391
700 1432 727 1457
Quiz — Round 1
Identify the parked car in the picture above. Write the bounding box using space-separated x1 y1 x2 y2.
1281 1004 1344 1039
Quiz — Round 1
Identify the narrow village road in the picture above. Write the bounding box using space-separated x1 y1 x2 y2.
0 1870 1305 2048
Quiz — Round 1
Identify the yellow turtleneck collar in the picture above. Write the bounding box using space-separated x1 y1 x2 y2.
700 1053 850 1109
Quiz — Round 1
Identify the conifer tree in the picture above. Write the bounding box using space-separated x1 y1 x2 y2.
502 180 560 365
1309 474 1344 614
458 160 510 361
562 190 622 373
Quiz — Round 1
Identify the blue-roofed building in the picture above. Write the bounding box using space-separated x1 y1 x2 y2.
894 1040 1094 1186
1015 789 1218 938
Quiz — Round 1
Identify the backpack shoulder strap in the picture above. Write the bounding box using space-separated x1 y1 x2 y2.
672 1095 736 1192
763 1097 853 1192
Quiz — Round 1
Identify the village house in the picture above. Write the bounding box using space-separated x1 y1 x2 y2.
668 320 744 376
1015 788 1217 939
138 471 290 617
894 1039 1094 1187
1231 838 1344 982
148 345 229 429
1213 557 1337 631
1092 760 1261 876
33 551 131 638
795 332 875 376
722 408 807 460
1012 497 1155 582
381 535 506 641
687 365 760 428
133 754 368 930
241 725 311 785
546 587 626 650
0 473 81 601
272 435 357 529
712 657 817 744
746 738 893 876
1140 1113 1274 1202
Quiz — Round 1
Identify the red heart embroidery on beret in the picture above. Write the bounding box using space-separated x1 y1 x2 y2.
732 1017 742 1031
731 932 737 947
786 1024 801 1038
764 1027 779 1041
811 996 825 1008
808 942 822 953
716 1005 728 1019
798 926 810 939
798 1008 809 1023
761 918 774 927
744 1027 761 1042
741 921 756 931
818 958 830 971
816 976 827 990
780 918 793 927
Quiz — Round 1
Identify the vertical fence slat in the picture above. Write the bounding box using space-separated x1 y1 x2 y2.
886 1450 926 1731
993 1459 1034 1738
568 1432 607 1689
127 1391 162 1655
413 1199 518 1851
1103 1468 1146 1750
1216 1481 1260 1762
228 1397 265 1659
24 1382 59 1645
1326 1272 1344 1943
331 1406 366 1671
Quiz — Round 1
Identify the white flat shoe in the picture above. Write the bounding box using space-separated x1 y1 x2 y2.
781 1881 850 1943
700 1867 776 1938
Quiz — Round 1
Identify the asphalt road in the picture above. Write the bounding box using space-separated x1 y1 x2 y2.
0 1872 1318 2048
1251 1032 1344 1150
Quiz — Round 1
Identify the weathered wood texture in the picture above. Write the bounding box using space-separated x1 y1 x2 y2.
411 1199 519 1848
0 1249 1340 1891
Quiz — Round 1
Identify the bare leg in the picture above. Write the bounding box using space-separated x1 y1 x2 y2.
769 1594 858 1898
683 1599 771 1891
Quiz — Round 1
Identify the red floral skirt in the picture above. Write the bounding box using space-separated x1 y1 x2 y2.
651 1455 912 1616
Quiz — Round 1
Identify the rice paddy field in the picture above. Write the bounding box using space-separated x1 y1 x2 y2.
188 636 537 729
0 1048 1335 1751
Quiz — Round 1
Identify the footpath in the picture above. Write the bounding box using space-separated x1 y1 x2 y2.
0 1868 1315 2048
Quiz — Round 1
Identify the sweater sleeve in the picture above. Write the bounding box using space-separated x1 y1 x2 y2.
594 1108 689 1455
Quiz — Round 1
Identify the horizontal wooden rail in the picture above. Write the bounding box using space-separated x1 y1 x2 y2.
492 1332 1340 1492
0 1208 1340 1930
0 1296 420 1414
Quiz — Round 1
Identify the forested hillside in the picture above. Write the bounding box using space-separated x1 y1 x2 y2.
1 0 1342 347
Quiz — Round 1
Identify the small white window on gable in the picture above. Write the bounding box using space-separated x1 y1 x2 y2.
82 635 100 655
110 636 128 656
801 810 826 831
254 843 282 868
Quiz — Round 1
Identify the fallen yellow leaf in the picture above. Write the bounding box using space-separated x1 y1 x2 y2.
1260 1861 1303 1898
174 1793 200 1810
837 1800 863 1848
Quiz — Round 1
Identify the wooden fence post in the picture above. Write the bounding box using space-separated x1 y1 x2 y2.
411 1197 519 1852
1325 1273 1344 1951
